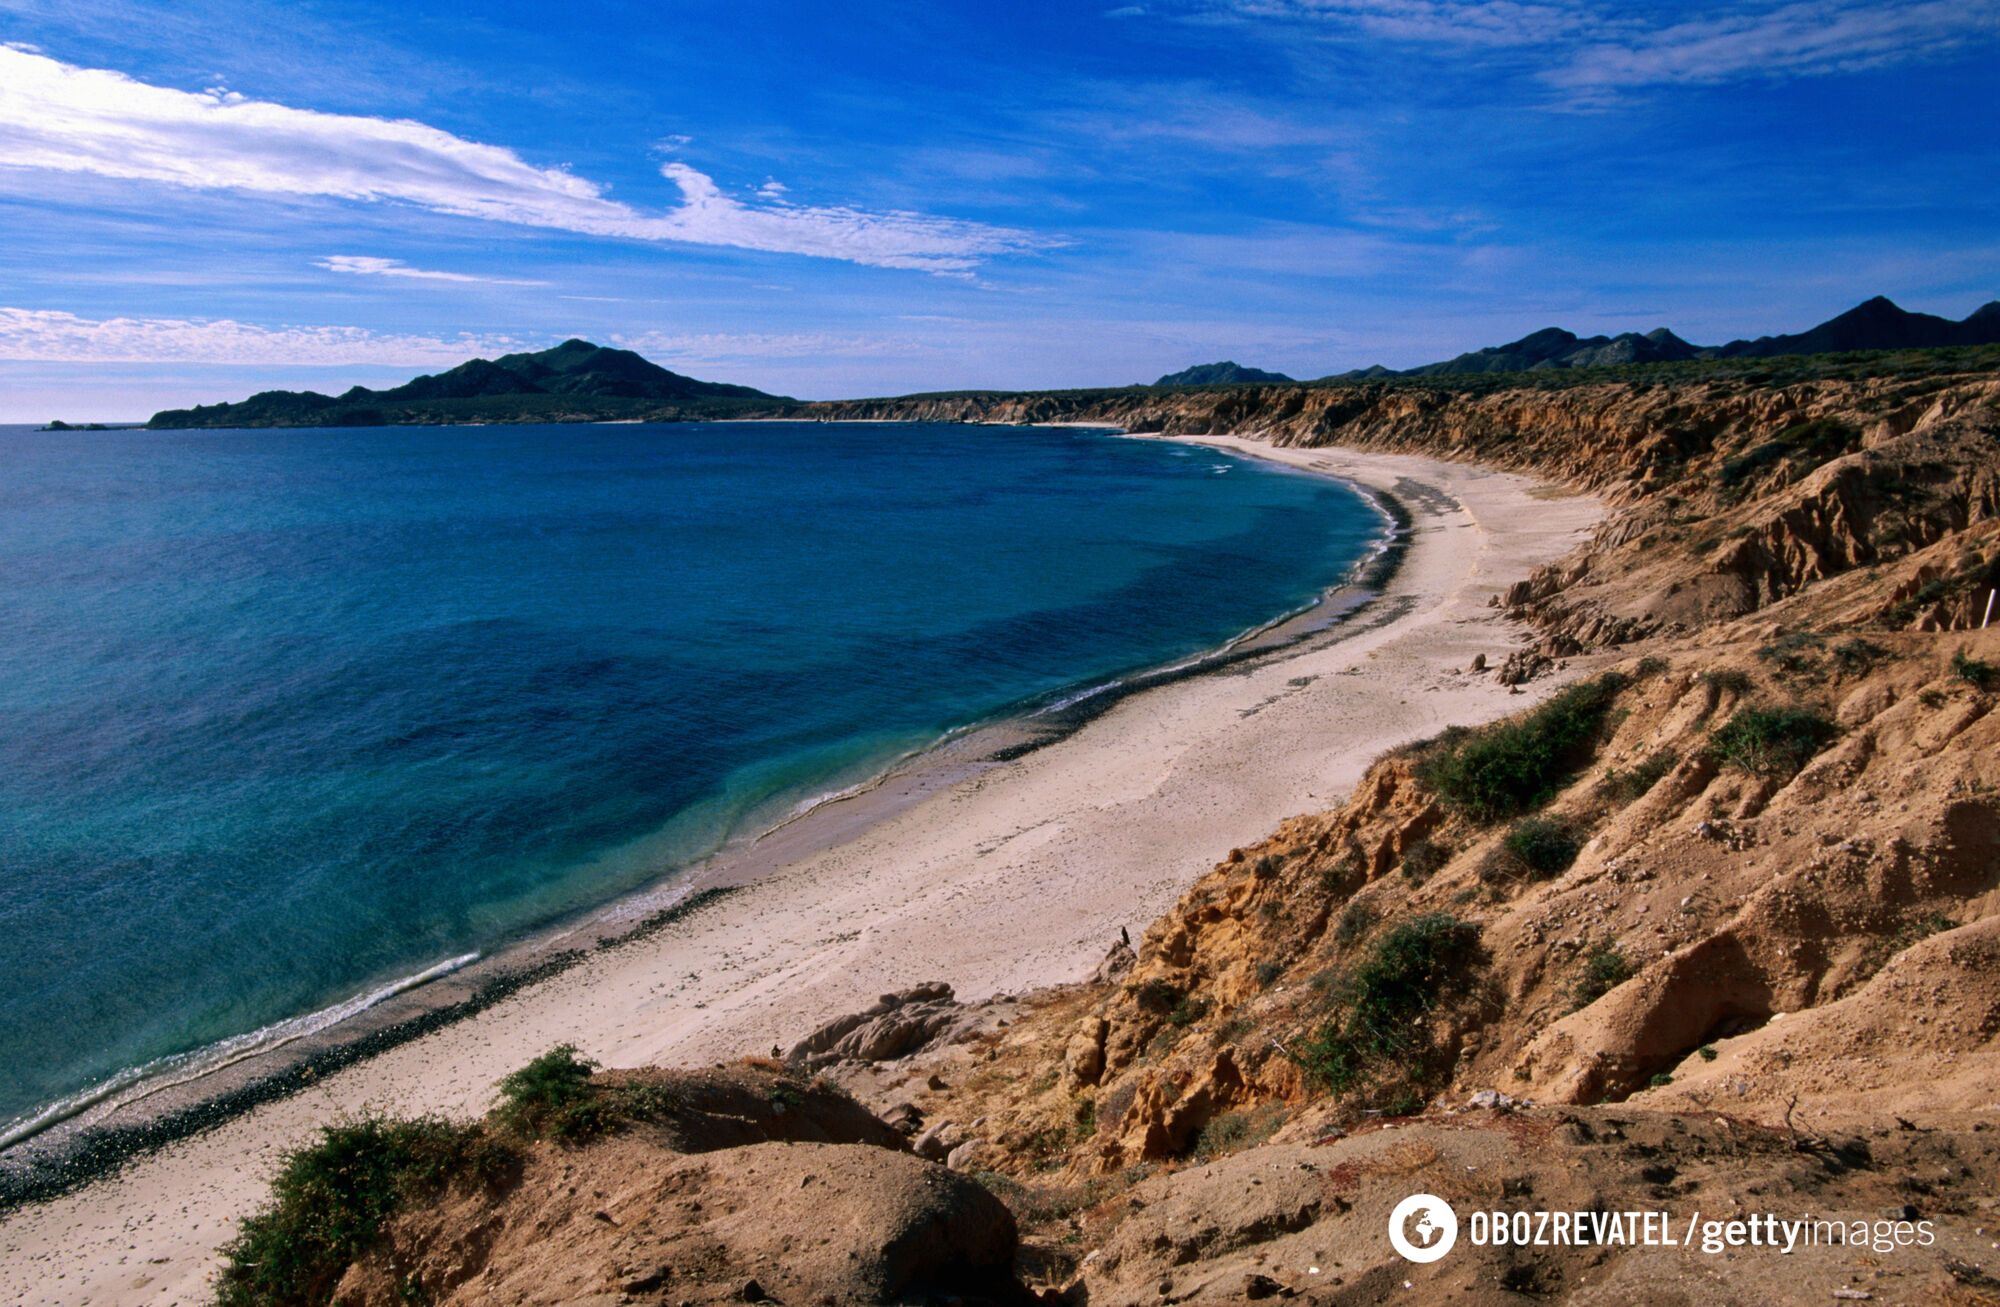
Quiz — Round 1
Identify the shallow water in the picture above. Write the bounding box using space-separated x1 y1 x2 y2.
0 420 1379 1133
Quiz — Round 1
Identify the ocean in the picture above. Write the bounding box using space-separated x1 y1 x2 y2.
0 420 1381 1139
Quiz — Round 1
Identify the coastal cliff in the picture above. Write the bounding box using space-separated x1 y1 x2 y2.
144 355 2000 1302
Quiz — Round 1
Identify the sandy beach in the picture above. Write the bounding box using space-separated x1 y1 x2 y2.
0 436 1602 1305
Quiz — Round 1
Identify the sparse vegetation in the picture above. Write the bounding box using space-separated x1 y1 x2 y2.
215 1117 512 1307
1295 913 1483 1100
1166 996 1211 1027
1191 1103 1289 1161
1701 668 1754 695
1501 816 1582 878
1599 750 1678 801
1757 630 1826 675
1698 1045 1718 1062
1334 900 1377 949
1399 837 1452 884
1418 673 1627 821
1570 945 1636 1011
1709 706 1840 777
1832 637 1887 673
1895 912 1956 953
1953 648 1996 689
494 1044 608 1142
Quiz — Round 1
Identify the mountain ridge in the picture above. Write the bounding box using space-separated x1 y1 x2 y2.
1329 295 2000 379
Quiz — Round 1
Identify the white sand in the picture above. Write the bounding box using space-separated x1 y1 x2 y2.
0 438 1601 1304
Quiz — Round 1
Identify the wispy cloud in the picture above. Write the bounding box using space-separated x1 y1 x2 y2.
1164 1 2000 91
315 255 546 286
1551 1 2000 94
0 306 527 365
0 46 1052 274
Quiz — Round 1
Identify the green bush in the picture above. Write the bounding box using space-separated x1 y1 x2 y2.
1569 945 1635 1010
1708 707 1839 776
1953 648 1996 689
1295 913 1482 1098
1502 817 1581 877
495 1044 608 1142
1418 673 1627 822
215 1117 510 1307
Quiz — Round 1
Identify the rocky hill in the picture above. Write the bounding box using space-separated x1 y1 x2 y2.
1153 361 1295 386
210 354 2000 1304
146 339 785 428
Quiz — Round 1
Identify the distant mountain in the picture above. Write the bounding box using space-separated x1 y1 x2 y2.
1327 297 2000 380
1713 296 2000 358
1153 361 1294 386
147 339 788 429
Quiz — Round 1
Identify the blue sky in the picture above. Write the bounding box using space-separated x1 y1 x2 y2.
0 0 1995 418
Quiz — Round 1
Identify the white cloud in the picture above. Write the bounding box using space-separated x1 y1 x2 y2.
0 307 527 365
315 255 547 286
1551 0 2000 93
0 47 1051 274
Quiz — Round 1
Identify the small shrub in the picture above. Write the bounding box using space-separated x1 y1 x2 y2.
1569 945 1635 1011
1917 688 1947 708
1166 996 1211 1027
1294 913 1483 1098
1254 960 1284 988
1831 637 1887 673
1399 838 1453 884
1648 1072 1673 1089
1502 817 1581 878
614 1082 683 1121
1131 978 1182 1011
495 1045 607 1142
1334 901 1377 949
1598 750 1677 801
1953 648 1996 689
1697 1045 1718 1062
1756 630 1825 675
1895 912 1955 953
1633 655 1670 679
1418 673 1627 822
1700 668 1753 695
1709 707 1839 777
215 1117 509 1307
1191 1103 1288 1160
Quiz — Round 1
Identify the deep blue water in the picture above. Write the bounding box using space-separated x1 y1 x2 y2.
0 421 1379 1135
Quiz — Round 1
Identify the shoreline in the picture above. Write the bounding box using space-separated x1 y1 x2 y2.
0 436 1602 1306
0 436 1397 1182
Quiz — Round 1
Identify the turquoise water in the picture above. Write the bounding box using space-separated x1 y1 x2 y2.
0 421 1380 1135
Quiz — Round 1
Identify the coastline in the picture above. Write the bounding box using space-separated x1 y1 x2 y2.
0 434 1392 1176
0 436 1602 1305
